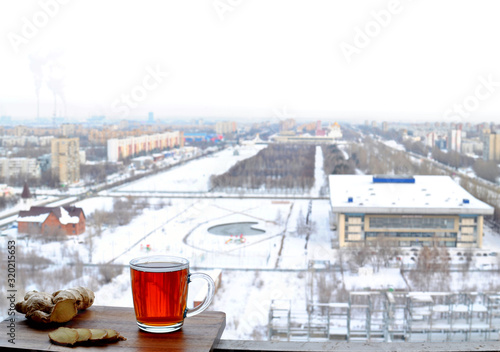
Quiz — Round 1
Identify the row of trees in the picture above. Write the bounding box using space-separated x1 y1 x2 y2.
0 170 56 188
431 146 475 169
402 140 428 157
80 162 123 185
347 136 455 177
360 124 498 186
472 159 500 184
210 144 316 191
88 197 150 235
321 145 355 175
348 138 391 174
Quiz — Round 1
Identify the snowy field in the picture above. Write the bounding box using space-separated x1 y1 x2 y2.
3 143 500 341
116 144 266 193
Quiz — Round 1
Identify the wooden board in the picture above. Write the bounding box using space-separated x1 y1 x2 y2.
1 306 226 352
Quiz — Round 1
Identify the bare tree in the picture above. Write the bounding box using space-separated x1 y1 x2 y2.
18 247 53 274
410 246 434 291
275 210 283 226
462 247 474 275
473 159 500 183
22 225 43 248
316 272 334 314
98 263 123 284
350 244 372 271
436 247 451 290
369 238 399 272
336 248 347 291
296 210 307 236
90 210 107 237
44 227 68 242
86 225 96 263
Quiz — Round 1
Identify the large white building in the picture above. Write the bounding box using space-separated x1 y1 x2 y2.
107 131 184 162
329 175 494 248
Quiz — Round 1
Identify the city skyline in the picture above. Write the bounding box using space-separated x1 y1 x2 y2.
1 0 500 123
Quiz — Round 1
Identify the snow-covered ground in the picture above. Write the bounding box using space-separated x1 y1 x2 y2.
3 143 500 341
383 140 406 151
116 144 266 193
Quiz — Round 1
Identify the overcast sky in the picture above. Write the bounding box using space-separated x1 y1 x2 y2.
1 0 500 123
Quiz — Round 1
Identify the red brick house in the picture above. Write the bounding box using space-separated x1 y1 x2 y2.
17 206 86 236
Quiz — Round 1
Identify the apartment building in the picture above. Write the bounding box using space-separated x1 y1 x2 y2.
60 123 77 137
107 131 184 162
447 129 462 152
483 132 500 161
215 121 237 135
279 118 296 132
51 138 80 185
0 135 54 147
0 158 40 179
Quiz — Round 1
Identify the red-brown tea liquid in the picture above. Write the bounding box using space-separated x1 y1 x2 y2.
131 263 189 326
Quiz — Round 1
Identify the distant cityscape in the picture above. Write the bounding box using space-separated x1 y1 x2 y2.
0 115 498 190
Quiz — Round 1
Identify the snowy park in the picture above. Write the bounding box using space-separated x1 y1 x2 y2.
3 143 500 341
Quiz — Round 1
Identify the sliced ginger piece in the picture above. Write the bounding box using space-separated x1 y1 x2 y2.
102 329 127 342
75 328 92 343
89 329 108 341
103 329 119 341
48 327 126 346
49 299 78 323
48 327 79 346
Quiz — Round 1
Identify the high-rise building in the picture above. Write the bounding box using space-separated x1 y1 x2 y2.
279 118 296 132
51 138 80 185
483 132 500 161
215 121 237 135
60 123 76 137
447 129 462 152
382 121 388 132
426 131 437 148
14 125 29 136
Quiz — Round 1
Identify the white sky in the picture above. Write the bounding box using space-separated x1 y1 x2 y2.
1 0 500 123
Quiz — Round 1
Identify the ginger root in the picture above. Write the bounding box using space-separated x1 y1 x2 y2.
49 327 126 346
15 286 95 323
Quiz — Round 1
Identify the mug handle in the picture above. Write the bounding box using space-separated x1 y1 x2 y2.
186 272 215 318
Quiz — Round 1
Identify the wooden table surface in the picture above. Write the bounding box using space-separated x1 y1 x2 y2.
1 306 226 352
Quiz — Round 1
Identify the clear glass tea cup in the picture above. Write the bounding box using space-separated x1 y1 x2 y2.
130 255 215 333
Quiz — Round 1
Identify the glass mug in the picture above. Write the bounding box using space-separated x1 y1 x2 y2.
130 255 215 333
